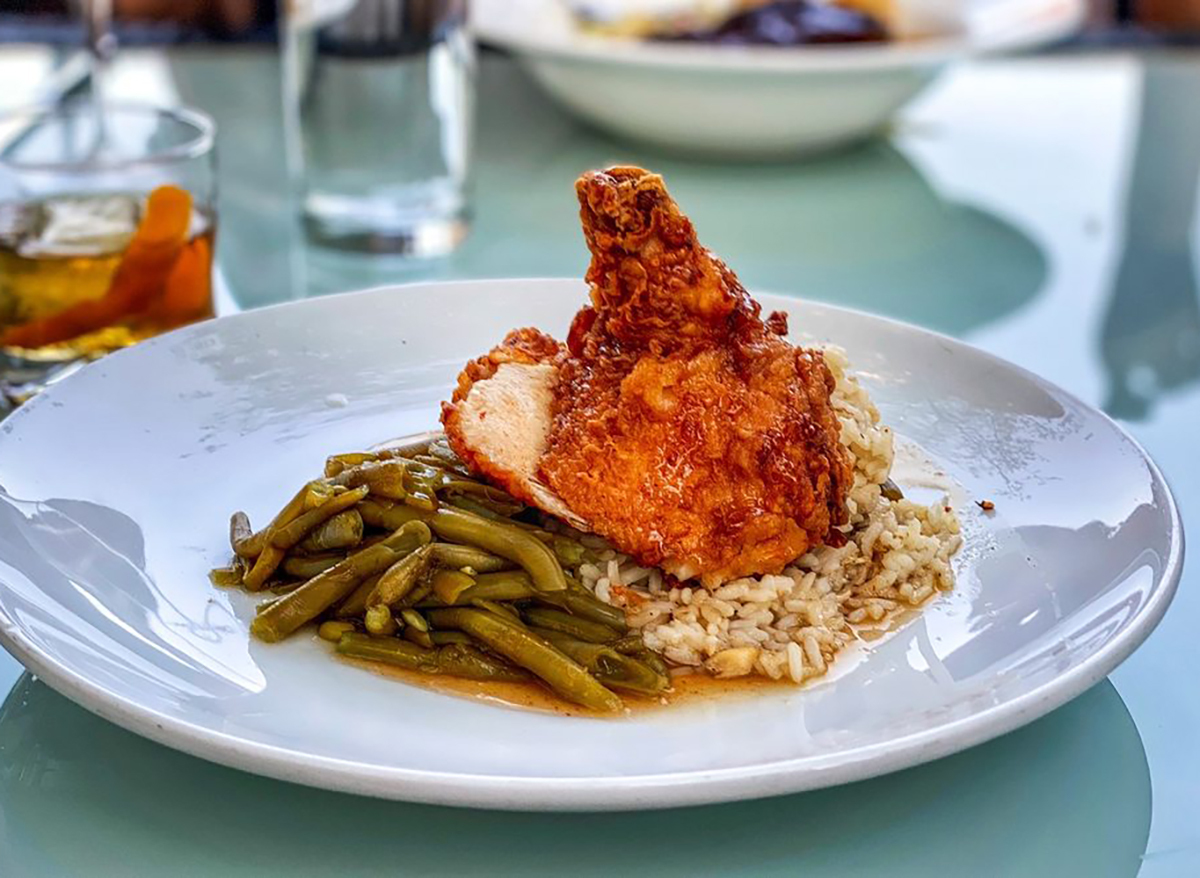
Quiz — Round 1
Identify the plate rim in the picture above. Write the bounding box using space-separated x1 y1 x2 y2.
0 277 1184 811
472 0 1087 74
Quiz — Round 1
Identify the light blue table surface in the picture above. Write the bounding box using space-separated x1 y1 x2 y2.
0 45 1196 876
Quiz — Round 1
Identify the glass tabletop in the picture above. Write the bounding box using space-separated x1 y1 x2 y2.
0 45 1197 875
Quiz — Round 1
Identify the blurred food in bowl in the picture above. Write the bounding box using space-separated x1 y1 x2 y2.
564 0 963 43
566 0 745 37
649 1 890 46
473 0 1084 158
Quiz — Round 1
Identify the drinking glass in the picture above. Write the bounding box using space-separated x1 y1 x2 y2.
282 0 474 255
0 103 217 407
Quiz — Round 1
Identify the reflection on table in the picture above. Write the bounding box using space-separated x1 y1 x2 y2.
0 674 1150 877
1101 57 1200 420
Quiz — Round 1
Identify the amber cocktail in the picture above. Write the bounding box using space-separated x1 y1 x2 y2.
0 104 216 399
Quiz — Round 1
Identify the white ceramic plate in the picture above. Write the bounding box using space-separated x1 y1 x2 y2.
0 279 1181 811
473 0 1085 157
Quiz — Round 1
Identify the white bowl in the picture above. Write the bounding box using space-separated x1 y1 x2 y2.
473 0 1086 157
0 279 1181 810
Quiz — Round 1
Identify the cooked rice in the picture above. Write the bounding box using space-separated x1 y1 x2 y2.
556 345 962 685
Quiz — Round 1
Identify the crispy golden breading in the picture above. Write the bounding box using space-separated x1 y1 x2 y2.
442 327 565 508
447 327 561 407
443 167 851 586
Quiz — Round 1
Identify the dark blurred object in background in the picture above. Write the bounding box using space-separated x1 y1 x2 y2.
0 0 275 43
0 1 1199 46
1136 0 1200 30
1091 0 1200 39
109 1 266 36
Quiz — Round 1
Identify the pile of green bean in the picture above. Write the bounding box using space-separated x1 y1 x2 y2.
210 436 669 712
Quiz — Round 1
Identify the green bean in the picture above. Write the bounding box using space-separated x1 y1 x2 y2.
429 543 513 574
429 630 473 646
635 649 670 678
318 620 356 642
438 644 530 681
400 608 429 631
402 462 447 493
251 521 431 643
445 494 511 521
358 499 426 531
357 495 394 517
424 440 470 471
325 452 379 478
548 535 590 568
366 544 433 608
535 590 629 633
374 432 439 459
360 502 568 593
881 477 904 502
337 632 530 682
472 599 521 622
402 490 438 512
440 479 521 503
377 520 432 555
230 511 258 558
414 453 472 477
403 627 435 649
610 634 645 655
441 500 555 543
283 553 343 580
530 629 669 696
241 544 285 592
522 606 620 643
247 481 330 549
419 571 536 606
389 457 444 480
208 566 242 588
465 571 537 600
306 481 339 507
268 580 304 596
431 569 476 604
396 582 432 610
365 605 398 636
243 480 332 590
333 460 409 500
335 572 381 618
441 480 524 514
336 523 433 617
425 608 622 712
271 487 368 549
297 508 365 552
426 507 568 593
372 450 479 497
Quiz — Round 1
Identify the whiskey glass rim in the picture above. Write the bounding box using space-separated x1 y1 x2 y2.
0 101 215 174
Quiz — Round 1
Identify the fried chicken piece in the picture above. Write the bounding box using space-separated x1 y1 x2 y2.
441 327 586 529
443 167 851 587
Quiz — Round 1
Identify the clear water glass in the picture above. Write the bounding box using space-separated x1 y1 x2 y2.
282 0 474 255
